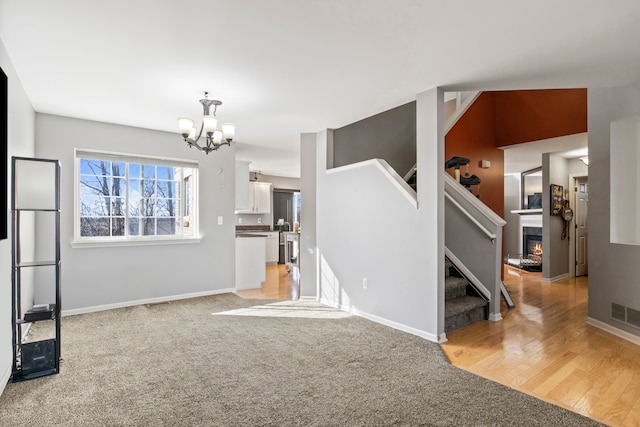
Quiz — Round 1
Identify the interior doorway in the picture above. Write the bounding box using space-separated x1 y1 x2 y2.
568 174 588 277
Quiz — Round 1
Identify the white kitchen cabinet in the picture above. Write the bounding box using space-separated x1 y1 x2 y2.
236 181 272 214
264 232 279 265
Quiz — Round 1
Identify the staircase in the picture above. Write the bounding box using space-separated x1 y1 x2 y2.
445 258 488 332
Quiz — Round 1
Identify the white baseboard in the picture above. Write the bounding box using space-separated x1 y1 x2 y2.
319 297 442 343
0 363 11 397
587 316 640 347
541 273 569 283
299 296 318 302
489 313 503 322
61 288 236 317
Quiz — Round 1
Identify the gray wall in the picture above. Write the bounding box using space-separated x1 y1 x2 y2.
304 89 444 341
588 85 640 335
333 101 416 177
35 114 236 312
0 38 36 390
542 153 570 280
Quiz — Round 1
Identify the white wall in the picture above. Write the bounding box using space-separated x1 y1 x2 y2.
588 85 640 336
1 38 36 392
34 114 236 312
299 132 317 298
307 88 444 342
503 174 521 256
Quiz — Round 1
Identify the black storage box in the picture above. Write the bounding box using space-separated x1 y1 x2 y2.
20 339 56 377
24 304 55 322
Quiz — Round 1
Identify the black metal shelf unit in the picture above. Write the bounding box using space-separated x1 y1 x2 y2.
11 156 61 382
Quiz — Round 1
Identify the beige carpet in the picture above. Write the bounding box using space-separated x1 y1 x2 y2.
0 293 603 426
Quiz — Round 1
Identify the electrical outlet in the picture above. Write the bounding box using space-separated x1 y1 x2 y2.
258 217 262 224
238 218 243 224
218 216 223 225
362 278 368 290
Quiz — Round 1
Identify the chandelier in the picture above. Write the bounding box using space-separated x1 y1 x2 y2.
177 92 236 154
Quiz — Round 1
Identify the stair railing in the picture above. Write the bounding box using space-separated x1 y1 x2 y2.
444 172 506 321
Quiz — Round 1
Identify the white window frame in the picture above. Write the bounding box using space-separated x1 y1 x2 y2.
72 148 201 248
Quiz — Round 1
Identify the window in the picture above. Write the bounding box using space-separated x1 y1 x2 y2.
75 149 198 244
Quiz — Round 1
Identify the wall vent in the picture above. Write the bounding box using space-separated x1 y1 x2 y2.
611 301 640 330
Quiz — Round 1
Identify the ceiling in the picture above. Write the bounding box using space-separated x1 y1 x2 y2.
2 1 640 177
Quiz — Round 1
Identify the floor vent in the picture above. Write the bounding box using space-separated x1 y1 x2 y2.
611 302 640 329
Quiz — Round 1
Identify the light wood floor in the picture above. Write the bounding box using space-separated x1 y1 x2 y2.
442 266 640 427
235 264 300 300
238 264 640 425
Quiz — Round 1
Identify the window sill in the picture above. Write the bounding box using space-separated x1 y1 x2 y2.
70 237 202 249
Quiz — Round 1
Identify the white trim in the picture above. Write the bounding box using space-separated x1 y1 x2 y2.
0 364 12 397
61 288 235 317
71 236 202 249
75 147 199 168
541 273 569 283
587 317 640 347
319 297 442 343
445 247 491 300
299 296 318 302
327 159 418 208
489 313 503 321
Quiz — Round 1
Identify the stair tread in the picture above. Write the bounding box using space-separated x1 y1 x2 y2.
445 276 467 288
445 295 487 317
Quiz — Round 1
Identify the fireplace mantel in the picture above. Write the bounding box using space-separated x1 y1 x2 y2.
511 209 542 215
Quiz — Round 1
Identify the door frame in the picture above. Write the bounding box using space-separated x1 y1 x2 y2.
568 173 588 277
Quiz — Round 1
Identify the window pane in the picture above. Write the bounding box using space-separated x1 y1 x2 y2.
128 198 141 216
157 199 178 216
128 179 141 198
157 166 174 180
111 197 125 217
112 218 125 236
142 164 155 179
141 218 156 236
157 218 176 235
80 218 110 237
141 198 156 216
111 176 125 197
80 176 110 196
157 181 177 198
111 162 125 177
80 196 110 216
128 218 140 236
129 163 141 178
80 159 109 176
142 179 155 197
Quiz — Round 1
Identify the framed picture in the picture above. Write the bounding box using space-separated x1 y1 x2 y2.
551 184 563 216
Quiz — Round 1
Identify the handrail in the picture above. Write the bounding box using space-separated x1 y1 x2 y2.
444 192 496 242
444 173 506 227
445 247 490 301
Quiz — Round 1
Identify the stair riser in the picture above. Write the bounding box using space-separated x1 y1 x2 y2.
445 306 486 332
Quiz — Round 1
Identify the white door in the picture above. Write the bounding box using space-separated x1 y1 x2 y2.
575 177 589 276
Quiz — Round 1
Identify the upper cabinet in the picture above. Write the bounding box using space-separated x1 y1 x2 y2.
235 161 272 214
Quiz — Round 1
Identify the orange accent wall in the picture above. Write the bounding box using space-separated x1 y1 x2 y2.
445 92 504 217
495 89 587 147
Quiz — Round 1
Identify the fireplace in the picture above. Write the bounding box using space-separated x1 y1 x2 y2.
523 226 542 270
